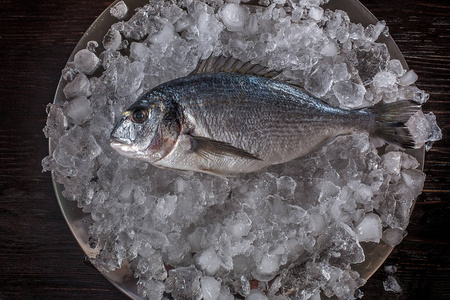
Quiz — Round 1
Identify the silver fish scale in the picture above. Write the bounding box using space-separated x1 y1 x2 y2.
158 72 369 164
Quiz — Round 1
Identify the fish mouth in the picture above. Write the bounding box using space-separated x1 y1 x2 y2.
110 136 137 157
110 136 131 146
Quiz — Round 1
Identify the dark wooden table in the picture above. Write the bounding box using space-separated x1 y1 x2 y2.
0 0 448 299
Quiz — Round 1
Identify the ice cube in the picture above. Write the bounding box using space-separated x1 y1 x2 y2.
154 194 177 220
175 15 194 33
384 265 397 274
381 181 417 230
231 255 255 277
332 63 351 82
196 246 221 275
63 96 93 125
219 3 249 32
103 29 122 51
406 111 442 149
373 71 397 90
352 209 365 224
201 277 221 300
73 49 100 75
86 40 99 53
355 213 382 243
137 279 165 299
53 126 102 170
277 176 297 198
398 70 418 86
382 228 405 247
387 59 404 77
305 62 333 97
165 265 202 300
398 86 430 104
291 8 303 22
120 9 154 40
354 289 364 299
246 289 268 300
116 61 145 97
136 250 168 280
63 73 91 99
353 45 389 85
383 275 403 293
321 41 339 57
322 223 366 266
233 275 251 297
308 211 326 234
350 182 373 204
401 153 420 170
110 1 128 19
257 252 282 275
195 12 224 57
364 21 386 41
62 62 78 81
160 2 186 24
333 80 366 108
43 104 67 141
382 151 402 176
148 21 176 44
308 7 323 21
244 14 259 35
144 230 170 251
130 42 151 62
225 211 252 237
165 233 192 264
401 169 425 197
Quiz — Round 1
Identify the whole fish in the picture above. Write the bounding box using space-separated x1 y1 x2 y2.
110 56 419 176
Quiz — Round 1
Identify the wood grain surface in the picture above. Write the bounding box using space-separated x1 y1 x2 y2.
0 0 448 299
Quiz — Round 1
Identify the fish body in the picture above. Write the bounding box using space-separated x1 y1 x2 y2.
110 57 418 176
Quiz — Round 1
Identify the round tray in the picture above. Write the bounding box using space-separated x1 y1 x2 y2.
51 0 425 299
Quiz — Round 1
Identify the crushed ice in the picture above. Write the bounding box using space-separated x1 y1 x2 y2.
43 0 441 299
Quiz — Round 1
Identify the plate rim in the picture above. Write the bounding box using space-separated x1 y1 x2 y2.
50 0 426 298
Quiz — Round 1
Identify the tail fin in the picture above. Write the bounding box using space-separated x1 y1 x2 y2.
366 100 421 148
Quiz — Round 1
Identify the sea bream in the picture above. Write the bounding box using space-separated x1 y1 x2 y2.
110 56 419 176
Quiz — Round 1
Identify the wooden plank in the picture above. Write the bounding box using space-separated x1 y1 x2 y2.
0 0 448 299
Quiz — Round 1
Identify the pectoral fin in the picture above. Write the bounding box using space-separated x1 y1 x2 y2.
189 135 261 161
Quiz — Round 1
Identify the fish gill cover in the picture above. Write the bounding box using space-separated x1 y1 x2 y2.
42 0 441 299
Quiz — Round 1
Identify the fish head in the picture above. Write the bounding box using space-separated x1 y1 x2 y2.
110 94 181 163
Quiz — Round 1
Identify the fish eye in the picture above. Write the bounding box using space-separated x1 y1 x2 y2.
131 109 149 123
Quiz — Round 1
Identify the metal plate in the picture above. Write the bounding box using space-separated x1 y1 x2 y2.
51 0 425 298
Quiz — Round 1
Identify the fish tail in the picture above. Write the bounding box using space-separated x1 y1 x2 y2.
366 100 420 148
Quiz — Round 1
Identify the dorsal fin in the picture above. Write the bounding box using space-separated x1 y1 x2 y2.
190 55 281 79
